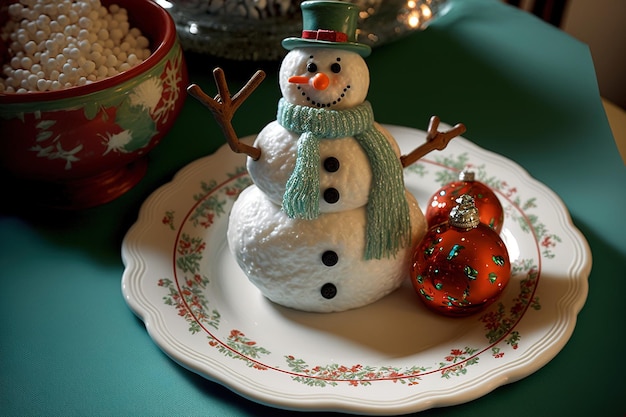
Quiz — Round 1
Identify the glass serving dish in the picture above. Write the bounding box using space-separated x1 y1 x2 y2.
155 0 449 60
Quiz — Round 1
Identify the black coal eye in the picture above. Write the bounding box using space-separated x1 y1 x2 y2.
307 62 317 73
330 63 341 73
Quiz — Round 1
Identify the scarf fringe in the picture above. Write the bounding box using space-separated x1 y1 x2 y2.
359 128 411 260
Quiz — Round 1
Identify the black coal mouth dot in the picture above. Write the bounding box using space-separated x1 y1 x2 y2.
296 85 351 108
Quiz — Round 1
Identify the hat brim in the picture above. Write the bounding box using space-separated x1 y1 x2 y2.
282 37 371 57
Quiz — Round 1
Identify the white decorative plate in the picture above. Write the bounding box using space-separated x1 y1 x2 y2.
122 125 591 415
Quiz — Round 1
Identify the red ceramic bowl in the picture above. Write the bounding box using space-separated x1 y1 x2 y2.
0 0 188 209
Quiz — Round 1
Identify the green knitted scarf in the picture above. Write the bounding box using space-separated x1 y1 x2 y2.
276 98 411 260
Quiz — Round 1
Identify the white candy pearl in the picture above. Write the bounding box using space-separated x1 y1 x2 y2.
0 0 152 92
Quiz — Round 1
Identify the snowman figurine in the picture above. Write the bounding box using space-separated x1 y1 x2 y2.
188 0 465 313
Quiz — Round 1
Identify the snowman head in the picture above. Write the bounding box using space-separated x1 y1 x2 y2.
279 1 371 110
279 47 369 110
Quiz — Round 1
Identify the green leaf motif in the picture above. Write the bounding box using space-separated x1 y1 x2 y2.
84 101 100 120
284 356 428 387
439 347 480 379
479 259 541 346
36 130 53 142
115 99 157 151
36 119 56 130
405 162 428 177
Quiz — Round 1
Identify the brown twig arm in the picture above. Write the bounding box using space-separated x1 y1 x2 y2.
186 68 266 160
231 69 266 111
400 116 467 168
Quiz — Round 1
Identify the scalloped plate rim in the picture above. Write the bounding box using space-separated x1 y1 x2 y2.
121 124 591 415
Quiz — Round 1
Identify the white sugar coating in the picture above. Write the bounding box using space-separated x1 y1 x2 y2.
228 185 428 313
248 121 401 212
0 0 152 93
229 45 427 313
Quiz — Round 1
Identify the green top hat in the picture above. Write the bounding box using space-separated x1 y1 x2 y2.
282 1 372 57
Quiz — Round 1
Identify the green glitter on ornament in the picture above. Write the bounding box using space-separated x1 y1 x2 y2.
464 265 478 280
425 237 443 256
463 286 471 299
419 288 433 301
493 255 505 266
447 244 464 260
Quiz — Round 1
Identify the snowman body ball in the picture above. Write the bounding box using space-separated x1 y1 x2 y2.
225 1 429 313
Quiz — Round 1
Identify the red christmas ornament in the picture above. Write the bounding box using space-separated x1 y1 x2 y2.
425 170 504 234
411 194 511 317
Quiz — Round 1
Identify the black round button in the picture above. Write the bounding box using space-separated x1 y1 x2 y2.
323 157 340 172
321 250 338 266
323 187 340 204
321 283 337 299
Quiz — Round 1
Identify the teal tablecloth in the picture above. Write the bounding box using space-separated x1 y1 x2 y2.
2 0 624 415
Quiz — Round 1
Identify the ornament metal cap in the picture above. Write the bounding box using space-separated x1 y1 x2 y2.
449 194 481 229
458 170 475 181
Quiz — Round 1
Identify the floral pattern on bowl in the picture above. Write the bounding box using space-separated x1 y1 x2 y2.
0 0 188 209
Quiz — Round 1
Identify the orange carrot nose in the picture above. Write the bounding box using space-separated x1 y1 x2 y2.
311 73 329 90
288 75 309 84
288 73 330 90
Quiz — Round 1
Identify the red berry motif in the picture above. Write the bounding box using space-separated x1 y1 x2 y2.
425 170 504 234
412 194 510 317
